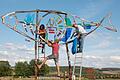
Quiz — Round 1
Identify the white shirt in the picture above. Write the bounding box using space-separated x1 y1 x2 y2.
77 25 87 34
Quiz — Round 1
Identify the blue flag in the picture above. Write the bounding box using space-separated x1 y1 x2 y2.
84 24 92 29
71 38 77 55
61 28 72 42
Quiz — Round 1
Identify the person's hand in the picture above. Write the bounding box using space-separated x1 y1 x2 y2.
73 24 78 28
96 23 100 27
34 30 39 34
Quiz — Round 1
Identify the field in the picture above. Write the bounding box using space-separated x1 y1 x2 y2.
97 79 120 80
0 77 120 80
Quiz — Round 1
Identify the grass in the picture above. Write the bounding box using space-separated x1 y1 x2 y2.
0 77 120 80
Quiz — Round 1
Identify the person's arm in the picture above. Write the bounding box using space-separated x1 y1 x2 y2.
35 29 46 35
39 29 46 35
85 23 100 36
39 32 45 35
86 13 109 36
59 39 73 45
39 36 52 47
47 41 52 47
66 40 73 44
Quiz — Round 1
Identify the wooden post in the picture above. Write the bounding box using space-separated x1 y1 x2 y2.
66 43 72 80
35 10 39 80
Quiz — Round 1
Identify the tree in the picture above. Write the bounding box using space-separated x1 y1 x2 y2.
29 59 50 76
14 61 31 77
14 59 50 77
0 61 12 76
38 63 50 76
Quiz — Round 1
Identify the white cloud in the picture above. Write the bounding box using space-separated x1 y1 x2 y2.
88 33 113 49
84 55 103 59
16 59 26 62
110 56 120 62
0 42 34 66
0 50 9 55
0 58 7 61
82 55 120 68
3 43 34 52
96 40 110 48
4 43 17 50
46 60 55 66
0 41 119 68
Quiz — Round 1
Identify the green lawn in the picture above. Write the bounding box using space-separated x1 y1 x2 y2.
96 79 120 80
0 77 120 80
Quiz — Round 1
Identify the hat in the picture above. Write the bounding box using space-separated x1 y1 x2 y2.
54 38 59 43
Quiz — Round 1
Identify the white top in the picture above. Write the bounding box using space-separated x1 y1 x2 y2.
77 25 87 34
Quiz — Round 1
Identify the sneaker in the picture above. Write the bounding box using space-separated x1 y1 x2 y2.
57 74 60 77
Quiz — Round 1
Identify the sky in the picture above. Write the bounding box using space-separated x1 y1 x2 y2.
0 0 120 68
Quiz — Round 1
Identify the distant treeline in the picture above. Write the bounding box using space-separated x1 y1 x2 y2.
0 60 120 79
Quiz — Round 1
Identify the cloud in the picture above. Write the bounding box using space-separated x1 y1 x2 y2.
88 32 113 49
95 40 110 48
56 36 120 67
3 43 34 54
0 41 119 68
85 55 103 59
0 42 34 66
0 50 9 55
0 58 7 61
110 56 120 62
46 60 55 66
16 59 26 62
4 43 17 50
82 55 120 68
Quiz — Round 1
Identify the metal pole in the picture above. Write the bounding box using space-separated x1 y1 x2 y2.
35 10 39 80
